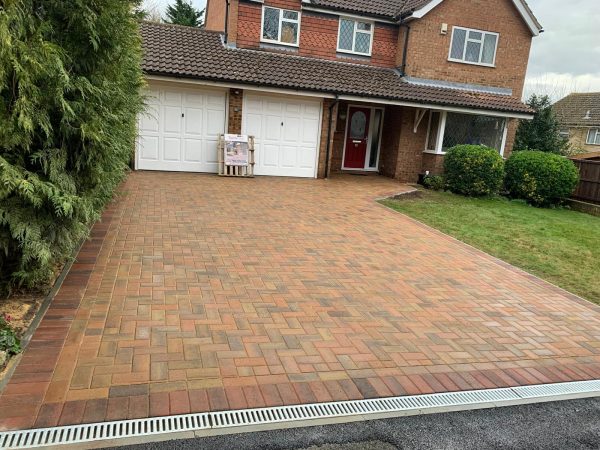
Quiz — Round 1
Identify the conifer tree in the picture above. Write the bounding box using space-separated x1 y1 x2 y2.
0 0 145 293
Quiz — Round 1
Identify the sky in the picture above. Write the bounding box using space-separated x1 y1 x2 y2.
145 0 600 101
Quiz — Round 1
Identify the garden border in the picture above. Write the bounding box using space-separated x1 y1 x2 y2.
0 239 85 393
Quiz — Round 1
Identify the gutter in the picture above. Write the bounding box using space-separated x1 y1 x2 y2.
144 74 534 119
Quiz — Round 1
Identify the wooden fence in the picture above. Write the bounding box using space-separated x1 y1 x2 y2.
570 158 600 204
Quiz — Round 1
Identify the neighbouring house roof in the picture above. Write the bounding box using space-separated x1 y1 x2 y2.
553 93 600 127
139 22 533 116
304 0 543 34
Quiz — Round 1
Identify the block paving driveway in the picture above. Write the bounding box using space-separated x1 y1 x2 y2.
1 172 600 431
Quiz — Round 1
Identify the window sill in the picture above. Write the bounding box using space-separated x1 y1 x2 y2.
423 150 446 155
336 49 372 58
259 38 299 48
447 58 496 68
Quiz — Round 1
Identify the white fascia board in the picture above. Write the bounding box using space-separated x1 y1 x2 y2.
410 0 540 36
145 75 333 99
145 75 533 119
337 94 534 119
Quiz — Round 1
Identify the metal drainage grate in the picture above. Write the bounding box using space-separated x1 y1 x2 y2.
1 380 599 449
0 413 210 449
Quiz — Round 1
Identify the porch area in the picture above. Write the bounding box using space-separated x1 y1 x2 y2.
323 100 519 183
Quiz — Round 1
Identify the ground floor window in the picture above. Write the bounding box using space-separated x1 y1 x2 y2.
586 128 600 145
425 111 507 155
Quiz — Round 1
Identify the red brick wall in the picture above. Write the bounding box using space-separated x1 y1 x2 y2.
236 0 398 68
205 0 226 32
398 0 533 98
228 89 243 134
317 99 339 178
379 106 402 178
395 108 429 183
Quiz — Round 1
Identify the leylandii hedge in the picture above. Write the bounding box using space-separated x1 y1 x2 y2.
505 151 580 206
443 145 505 196
0 1 145 293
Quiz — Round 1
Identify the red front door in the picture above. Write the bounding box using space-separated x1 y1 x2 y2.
343 107 371 169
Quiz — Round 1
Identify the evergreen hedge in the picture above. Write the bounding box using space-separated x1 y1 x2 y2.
444 145 505 196
505 151 580 206
0 1 144 294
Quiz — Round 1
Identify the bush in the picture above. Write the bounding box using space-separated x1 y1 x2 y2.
0 1 145 294
505 151 580 206
0 314 21 356
444 145 505 196
423 175 446 191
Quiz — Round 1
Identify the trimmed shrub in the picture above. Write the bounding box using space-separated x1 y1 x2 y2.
505 151 580 206
443 145 505 196
0 1 145 293
423 175 446 191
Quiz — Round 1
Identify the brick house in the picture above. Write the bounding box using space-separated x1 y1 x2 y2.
553 92 600 153
137 0 541 181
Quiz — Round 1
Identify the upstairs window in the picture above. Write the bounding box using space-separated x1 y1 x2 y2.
587 128 600 145
337 18 373 56
261 6 300 46
449 26 499 67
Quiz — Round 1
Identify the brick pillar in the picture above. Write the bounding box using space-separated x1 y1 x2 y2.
317 99 339 179
503 119 518 158
228 88 243 134
395 107 428 182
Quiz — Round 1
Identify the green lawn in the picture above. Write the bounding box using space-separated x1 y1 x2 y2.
380 190 600 305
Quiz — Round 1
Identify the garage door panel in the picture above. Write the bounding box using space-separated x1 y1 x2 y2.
301 118 319 144
139 105 159 133
298 146 317 168
139 135 159 161
183 139 203 163
205 136 220 163
163 106 182 134
280 146 298 168
163 138 182 161
283 117 300 142
206 109 226 137
137 85 226 173
242 94 321 178
163 91 183 105
184 92 204 106
184 108 204 136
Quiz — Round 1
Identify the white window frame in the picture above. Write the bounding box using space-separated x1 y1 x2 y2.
586 128 600 145
448 26 499 67
260 6 301 47
424 110 508 156
336 17 374 56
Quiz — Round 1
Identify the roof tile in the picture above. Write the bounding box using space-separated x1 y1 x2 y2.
140 22 532 115
553 93 600 127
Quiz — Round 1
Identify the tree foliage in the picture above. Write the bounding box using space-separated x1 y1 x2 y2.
515 94 570 155
0 0 145 294
165 0 204 27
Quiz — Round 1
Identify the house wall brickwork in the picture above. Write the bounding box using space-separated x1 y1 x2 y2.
205 0 227 31
394 108 430 183
317 99 339 178
566 127 600 153
236 0 398 68
398 0 533 99
379 106 402 178
228 88 243 134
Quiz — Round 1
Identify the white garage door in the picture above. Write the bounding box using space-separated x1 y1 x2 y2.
242 93 322 178
137 85 226 172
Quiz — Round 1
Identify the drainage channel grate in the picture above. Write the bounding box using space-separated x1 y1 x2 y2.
1 380 599 449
